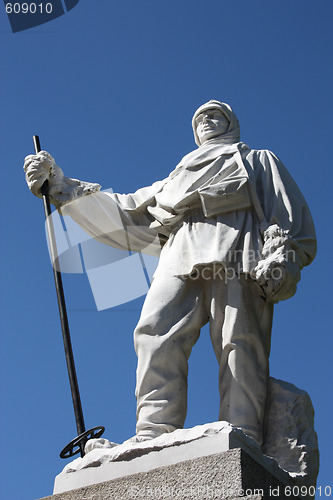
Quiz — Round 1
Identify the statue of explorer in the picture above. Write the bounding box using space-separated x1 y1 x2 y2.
24 100 317 448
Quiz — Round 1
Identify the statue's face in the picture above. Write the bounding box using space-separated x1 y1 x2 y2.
195 109 229 144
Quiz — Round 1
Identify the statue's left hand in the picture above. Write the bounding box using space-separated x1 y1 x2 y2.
254 258 300 302
254 224 302 302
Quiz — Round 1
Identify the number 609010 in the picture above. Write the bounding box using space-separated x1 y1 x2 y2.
5 3 53 14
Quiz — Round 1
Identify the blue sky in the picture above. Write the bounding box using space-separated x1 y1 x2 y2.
1 1 332 499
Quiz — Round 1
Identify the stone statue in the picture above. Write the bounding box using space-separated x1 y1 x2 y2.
23 100 317 450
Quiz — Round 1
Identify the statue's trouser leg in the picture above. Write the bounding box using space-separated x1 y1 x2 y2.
134 270 209 438
134 269 273 444
209 275 274 446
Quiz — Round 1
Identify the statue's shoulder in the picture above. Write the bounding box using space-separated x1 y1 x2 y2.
243 146 280 166
243 146 273 156
242 147 284 182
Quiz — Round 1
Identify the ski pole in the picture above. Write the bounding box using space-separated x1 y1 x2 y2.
33 136 104 458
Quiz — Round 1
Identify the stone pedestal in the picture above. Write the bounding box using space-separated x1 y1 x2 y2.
36 421 316 500
37 448 306 500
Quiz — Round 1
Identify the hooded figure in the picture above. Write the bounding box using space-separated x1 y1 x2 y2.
192 99 240 146
24 100 316 447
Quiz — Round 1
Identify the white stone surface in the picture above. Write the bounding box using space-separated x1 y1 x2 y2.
54 377 319 494
54 421 290 494
264 378 319 487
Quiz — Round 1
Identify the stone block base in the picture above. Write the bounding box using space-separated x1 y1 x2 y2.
37 448 303 500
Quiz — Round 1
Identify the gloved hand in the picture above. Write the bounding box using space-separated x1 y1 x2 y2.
23 151 101 209
254 224 301 302
23 151 65 205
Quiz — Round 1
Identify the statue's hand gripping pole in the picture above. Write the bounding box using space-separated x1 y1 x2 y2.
33 136 104 459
